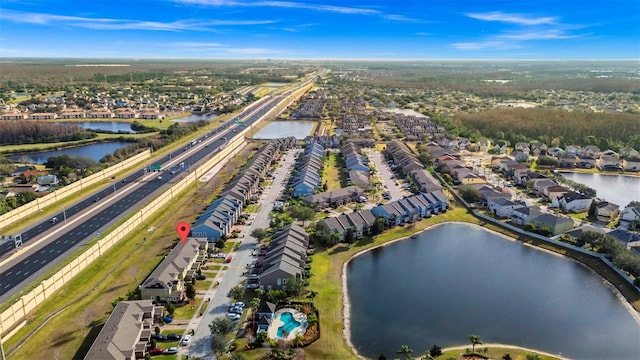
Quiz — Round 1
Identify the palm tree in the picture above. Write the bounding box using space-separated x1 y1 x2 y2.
467 334 482 353
397 344 413 360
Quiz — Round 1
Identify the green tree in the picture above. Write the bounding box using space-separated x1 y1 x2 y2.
397 344 413 360
165 302 175 317
285 276 305 297
209 316 235 336
467 335 482 353
251 228 270 242
458 185 481 203
525 353 542 360
149 338 157 349
186 283 196 302
227 285 245 302
290 205 315 226
588 200 598 219
429 344 442 358
502 354 513 360
211 335 228 357
154 326 161 335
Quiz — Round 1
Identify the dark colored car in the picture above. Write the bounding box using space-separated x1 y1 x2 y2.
151 334 167 341
166 333 181 341
196 274 206 280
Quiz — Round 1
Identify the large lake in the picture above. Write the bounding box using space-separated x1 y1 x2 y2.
253 121 316 140
9 142 132 164
347 223 640 360
559 172 640 208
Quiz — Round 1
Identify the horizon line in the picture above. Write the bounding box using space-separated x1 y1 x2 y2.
1 57 639 62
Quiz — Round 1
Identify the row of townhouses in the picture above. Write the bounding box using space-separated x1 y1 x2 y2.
191 137 297 241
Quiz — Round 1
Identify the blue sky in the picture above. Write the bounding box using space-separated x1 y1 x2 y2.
0 0 638 59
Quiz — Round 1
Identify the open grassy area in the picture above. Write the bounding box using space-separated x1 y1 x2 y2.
172 298 204 320
440 346 560 360
323 152 342 191
3 142 259 360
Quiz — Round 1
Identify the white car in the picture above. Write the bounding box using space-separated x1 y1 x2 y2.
181 334 191 346
227 313 241 321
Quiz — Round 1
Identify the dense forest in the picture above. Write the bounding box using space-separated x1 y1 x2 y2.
453 108 640 150
0 121 97 145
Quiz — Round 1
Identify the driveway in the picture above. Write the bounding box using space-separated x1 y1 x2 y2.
183 148 300 359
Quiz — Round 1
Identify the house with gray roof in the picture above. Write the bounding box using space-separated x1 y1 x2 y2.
258 224 309 291
488 197 524 218
531 213 575 235
140 237 208 303
302 185 365 208
84 300 163 360
408 169 442 193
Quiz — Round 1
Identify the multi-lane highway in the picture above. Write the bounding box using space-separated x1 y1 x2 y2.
0 95 284 302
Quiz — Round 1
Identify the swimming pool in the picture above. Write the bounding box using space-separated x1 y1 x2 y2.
268 308 308 341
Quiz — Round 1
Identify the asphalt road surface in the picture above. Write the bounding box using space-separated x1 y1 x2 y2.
0 96 283 302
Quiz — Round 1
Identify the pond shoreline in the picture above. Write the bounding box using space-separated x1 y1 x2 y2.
342 221 640 359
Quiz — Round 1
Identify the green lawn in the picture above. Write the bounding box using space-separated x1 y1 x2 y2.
172 298 203 320
323 152 341 191
245 204 261 213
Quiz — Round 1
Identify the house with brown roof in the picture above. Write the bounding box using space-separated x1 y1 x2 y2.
301 186 365 208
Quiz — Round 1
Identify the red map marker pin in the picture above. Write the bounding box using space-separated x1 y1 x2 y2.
176 222 190 244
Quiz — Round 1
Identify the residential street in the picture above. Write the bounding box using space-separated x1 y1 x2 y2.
183 149 299 359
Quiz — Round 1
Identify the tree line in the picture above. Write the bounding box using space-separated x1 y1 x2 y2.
453 108 640 151
0 121 97 145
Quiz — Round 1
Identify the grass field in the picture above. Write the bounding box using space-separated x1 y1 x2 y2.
2 143 259 360
323 152 342 191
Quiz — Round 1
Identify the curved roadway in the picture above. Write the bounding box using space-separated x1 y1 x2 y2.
0 95 283 302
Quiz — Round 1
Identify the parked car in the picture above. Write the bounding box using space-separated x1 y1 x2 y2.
164 347 178 355
181 334 191 346
196 274 206 280
246 283 259 289
233 302 245 308
166 333 181 341
224 256 233 263
227 313 241 321
151 334 167 341
163 316 173 323
148 348 164 356
211 253 226 259
228 306 242 314
248 274 259 281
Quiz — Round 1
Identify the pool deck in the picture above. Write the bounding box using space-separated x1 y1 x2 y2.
267 307 308 341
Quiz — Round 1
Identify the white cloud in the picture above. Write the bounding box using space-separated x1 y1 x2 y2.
466 11 558 26
451 40 522 50
175 0 379 15
499 30 580 40
0 9 276 31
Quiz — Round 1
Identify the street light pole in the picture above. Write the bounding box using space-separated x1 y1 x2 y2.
62 206 67 225
1 332 6 360
113 182 117 195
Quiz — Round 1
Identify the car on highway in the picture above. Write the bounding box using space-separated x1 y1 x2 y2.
93 197 100 202
164 347 178 355
157 176 163 180
181 334 191 346
49 217 58 223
